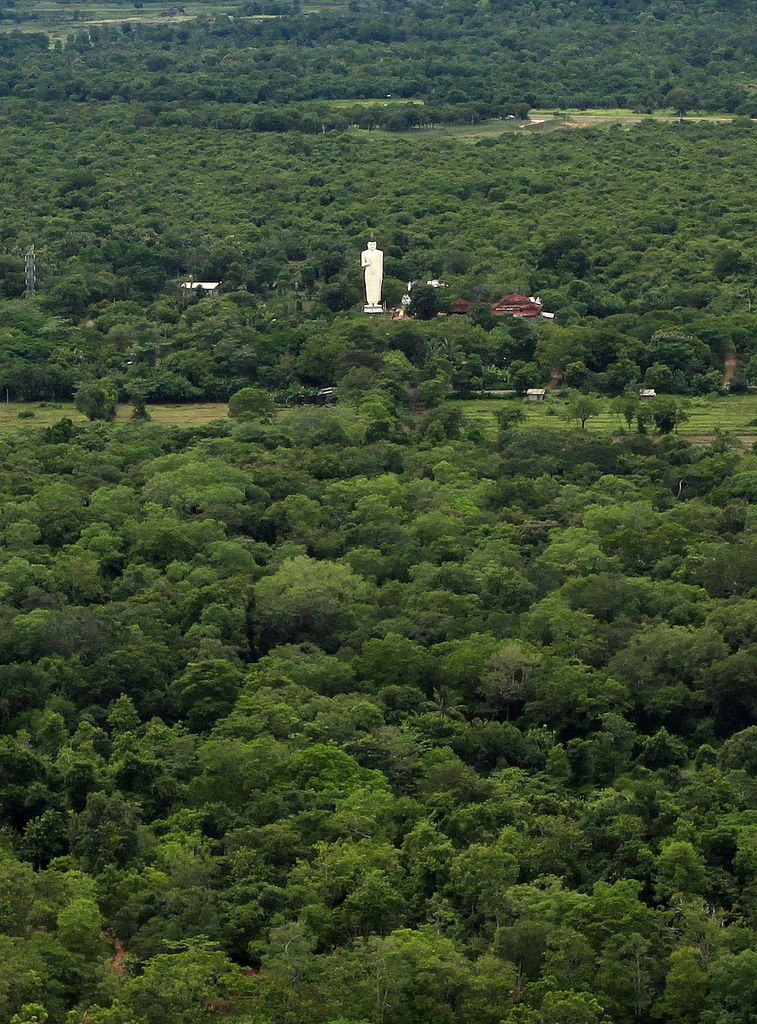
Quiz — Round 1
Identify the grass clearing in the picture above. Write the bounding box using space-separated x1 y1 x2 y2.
350 109 739 142
530 107 736 122
0 0 236 38
455 393 757 441
1 395 754 440
0 402 229 432
348 118 534 142
319 98 426 109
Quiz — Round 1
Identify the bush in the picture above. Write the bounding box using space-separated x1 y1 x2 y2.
74 381 118 422
228 386 275 422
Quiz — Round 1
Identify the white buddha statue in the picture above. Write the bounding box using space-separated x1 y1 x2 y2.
361 241 383 311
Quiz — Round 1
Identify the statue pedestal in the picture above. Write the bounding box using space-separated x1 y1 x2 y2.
363 303 384 314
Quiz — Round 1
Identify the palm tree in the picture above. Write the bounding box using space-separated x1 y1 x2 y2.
427 686 466 721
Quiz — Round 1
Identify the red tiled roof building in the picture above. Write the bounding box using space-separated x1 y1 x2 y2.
491 293 543 317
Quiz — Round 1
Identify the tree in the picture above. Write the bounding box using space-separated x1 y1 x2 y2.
647 395 689 434
563 360 590 388
56 895 106 959
408 284 439 320
480 642 542 719
460 952 518 1024
665 87 698 118
510 362 542 394
701 950 757 1024
125 380 150 420
321 928 469 1024
654 840 707 901
538 232 591 276
120 942 252 1024
355 633 434 689
541 990 612 1024
426 686 466 720
254 555 371 649
10 1007 49 1024
595 932 653 1020
69 791 140 871
718 727 757 775
501 991 612 1024
170 658 244 732
228 386 275 421
448 834 519 922
495 404 526 437
566 393 602 429
418 377 450 408
74 380 118 421
714 247 748 279
655 946 709 1024
610 393 639 430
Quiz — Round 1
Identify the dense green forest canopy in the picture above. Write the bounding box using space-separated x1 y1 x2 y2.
0 410 756 1023
1 0 756 117
1 0 757 1020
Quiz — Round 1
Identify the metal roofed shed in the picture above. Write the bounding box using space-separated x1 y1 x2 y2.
181 281 221 293
316 387 338 403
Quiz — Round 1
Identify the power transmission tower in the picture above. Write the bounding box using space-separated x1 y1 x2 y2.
24 245 36 298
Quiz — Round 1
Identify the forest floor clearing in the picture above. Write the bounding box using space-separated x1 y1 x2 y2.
1 395 755 442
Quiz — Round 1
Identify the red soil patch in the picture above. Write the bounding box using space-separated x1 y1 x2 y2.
723 354 738 386
111 937 127 974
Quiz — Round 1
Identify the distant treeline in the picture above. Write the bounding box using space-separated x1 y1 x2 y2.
0 0 755 114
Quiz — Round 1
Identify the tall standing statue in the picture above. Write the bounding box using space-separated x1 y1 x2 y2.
361 241 384 313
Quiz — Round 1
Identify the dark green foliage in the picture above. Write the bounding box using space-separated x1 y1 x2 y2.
0 408 752 1022
408 284 440 321
74 380 118 421
0 2 756 1020
1 0 755 115
228 386 275 421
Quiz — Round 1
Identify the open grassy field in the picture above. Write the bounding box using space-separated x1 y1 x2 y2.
1 395 755 441
530 107 737 122
0 0 237 38
349 107 739 142
457 393 757 441
349 118 542 142
320 98 426 109
0 402 229 431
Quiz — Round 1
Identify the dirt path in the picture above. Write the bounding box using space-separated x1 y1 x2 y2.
111 937 127 974
723 354 738 387
683 433 751 447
